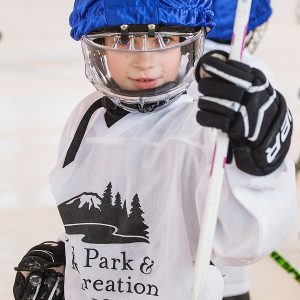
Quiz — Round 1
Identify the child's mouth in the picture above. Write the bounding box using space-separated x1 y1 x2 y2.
130 78 159 89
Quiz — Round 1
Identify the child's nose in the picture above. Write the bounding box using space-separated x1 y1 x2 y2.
132 52 155 70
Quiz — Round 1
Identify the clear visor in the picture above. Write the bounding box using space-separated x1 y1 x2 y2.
81 29 205 113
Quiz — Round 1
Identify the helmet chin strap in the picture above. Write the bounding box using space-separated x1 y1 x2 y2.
107 91 185 113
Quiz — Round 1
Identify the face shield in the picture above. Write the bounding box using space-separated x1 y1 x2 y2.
81 25 206 113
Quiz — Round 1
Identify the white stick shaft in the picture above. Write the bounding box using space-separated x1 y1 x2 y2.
191 1 252 299
190 132 228 300
230 0 252 61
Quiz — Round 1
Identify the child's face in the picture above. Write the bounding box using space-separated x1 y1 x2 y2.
105 36 181 91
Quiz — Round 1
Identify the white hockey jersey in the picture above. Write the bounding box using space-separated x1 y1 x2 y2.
50 91 296 300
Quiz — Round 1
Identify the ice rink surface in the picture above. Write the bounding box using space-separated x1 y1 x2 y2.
0 0 299 299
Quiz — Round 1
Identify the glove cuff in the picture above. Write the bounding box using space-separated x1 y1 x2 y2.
234 92 293 175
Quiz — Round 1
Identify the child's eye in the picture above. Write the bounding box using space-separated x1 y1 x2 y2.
154 36 178 48
162 36 172 44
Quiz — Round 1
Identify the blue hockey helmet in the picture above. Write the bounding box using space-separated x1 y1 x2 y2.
208 0 272 41
70 0 215 41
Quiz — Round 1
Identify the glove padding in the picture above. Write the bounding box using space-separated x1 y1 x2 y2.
196 50 293 176
14 241 65 300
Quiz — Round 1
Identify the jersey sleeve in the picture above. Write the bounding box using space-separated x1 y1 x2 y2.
212 158 296 266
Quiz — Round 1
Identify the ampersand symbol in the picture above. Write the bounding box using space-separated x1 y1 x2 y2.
140 257 154 274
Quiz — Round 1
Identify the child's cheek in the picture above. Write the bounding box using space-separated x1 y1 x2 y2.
106 53 128 79
161 49 181 80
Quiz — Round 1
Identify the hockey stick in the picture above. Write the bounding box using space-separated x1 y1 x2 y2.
191 1 252 299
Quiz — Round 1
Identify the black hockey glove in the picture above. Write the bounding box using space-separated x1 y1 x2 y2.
13 241 65 300
196 50 293 176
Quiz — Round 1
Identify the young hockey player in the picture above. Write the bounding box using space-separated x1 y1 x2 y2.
13 0 296 299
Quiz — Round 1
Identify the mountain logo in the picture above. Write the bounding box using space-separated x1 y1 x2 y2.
58 182 149 244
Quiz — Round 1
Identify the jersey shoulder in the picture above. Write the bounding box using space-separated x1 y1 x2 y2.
59 90 104 148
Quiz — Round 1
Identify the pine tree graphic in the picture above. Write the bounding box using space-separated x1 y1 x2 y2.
118 199 129 235
59 183 150 244
127 194 149 239
99 182 114 223
114 192 123 220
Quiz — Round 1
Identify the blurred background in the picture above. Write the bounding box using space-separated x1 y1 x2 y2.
0 0 299 299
